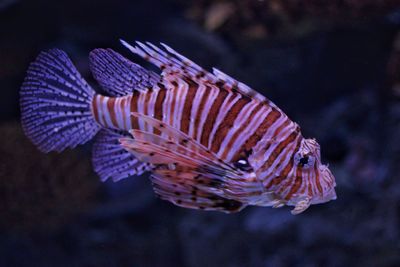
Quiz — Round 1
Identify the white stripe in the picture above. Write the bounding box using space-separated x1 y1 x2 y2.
259 122 299 178
280 166 306 199
95 95 105 126
147 88 159 118
162 84 174 139
310 170 318 196
275 169 296 197
253 112 288 156
196 86 219 142
188 84 206 138
173 81 188 130
217 99 257 157
225 105 270 161
102 96 114 127
300 171 312 199
208 92 241 148
122 95 132 130
114 97 124 129
260 133 300 188
163 85 173 124
124 95 132 130
147 88 159 133
272 136 299 176
137 91 147 131
177 81 189 129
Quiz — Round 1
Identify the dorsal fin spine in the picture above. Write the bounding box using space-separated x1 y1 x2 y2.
120 39 268 103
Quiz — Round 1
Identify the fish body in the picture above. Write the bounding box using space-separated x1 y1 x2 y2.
20 40 336 214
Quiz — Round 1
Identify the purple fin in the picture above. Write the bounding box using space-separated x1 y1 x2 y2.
92 129 152 182
120 40 214 83
20 49 101 153
89 48 160 96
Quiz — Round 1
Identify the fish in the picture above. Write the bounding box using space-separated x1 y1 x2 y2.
20 40 337 214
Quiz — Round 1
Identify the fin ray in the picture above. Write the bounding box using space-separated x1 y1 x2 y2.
119 112 266 202
93 129 151 182
121 40 216 83
121 40 269 103
20 49 101 153
151 172 245 213
128 112 239 171
89 48 160 96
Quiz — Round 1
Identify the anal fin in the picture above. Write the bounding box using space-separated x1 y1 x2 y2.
92 129 151 182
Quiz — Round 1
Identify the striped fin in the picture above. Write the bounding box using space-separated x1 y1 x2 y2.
125 112 241 173
120 128 246 212
212 68 267 102
120 130 235 181
154 167 278 210
20 49 101 153
120 130 248 212
151 172 245 213
120 40 268 102
120 40 215 83
92 129 151 182
89 48 160 96
119 112 268 203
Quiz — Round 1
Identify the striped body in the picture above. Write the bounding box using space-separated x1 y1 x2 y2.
20 40 336 214
90 80 326 203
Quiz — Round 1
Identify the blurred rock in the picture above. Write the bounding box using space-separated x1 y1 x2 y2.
0 122 98 232
178 211 252 267
204 2 235 31
177 0 400 40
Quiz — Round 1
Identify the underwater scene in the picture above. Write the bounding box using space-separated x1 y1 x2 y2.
1 0 400 266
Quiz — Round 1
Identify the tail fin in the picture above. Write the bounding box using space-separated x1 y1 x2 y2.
20 49 101 153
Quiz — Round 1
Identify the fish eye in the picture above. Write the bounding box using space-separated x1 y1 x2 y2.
234 158 253 172
299 156 309 166
294 152 315 169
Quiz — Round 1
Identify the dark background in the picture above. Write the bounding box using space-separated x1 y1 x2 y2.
1 0 400 266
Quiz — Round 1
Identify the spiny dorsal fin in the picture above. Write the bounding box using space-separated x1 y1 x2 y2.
120 40 214 83
120 40 268 102
212 68 266 102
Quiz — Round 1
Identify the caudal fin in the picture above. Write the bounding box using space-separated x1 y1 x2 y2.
20 49 101 153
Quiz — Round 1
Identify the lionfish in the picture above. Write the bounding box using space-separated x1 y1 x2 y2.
20 40 336 214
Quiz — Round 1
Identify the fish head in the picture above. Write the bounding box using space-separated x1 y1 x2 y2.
287 138 337 214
